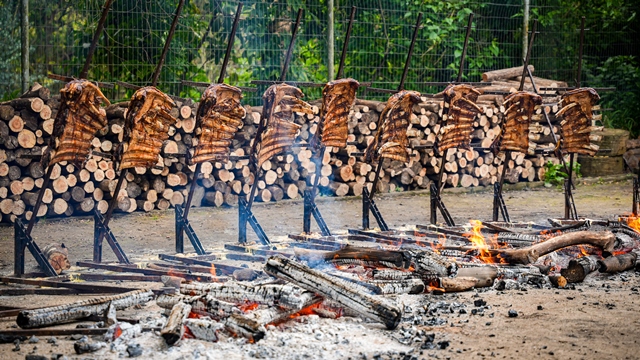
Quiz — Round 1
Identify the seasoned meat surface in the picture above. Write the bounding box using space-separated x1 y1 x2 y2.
47 80 110 168
191 84 245 164
310 78 359 151
256 84 313 168
556 88 600 155
119 86 177 170
496 91 542 153
365 90 422 163
437 84 482 153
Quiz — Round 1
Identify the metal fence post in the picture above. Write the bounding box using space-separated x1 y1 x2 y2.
20 0 29 93
522 0 530 61
327 0 334 81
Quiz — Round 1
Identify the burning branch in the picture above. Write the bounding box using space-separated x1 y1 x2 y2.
486 231 616 265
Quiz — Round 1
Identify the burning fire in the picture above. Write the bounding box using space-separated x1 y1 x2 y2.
210 263 217 277
238 301 260 313
627 216 640 234
463 220 505 264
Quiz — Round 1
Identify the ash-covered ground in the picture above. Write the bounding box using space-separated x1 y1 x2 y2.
0 177 638 359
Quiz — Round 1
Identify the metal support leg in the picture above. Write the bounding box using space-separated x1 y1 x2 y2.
633 175 639 216
303 189 331 236
429 182 455 227
174 205 206 255
362 187 389 231
93 210 130 264
14 218 57 277
238 198 270 245
492 182 511 223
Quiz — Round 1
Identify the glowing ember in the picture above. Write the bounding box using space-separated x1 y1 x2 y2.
209 264 217 277
238 302 260 313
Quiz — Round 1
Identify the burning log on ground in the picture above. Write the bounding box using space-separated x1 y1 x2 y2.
16 289 153 328
156 293 241 319
561 255 600 283
178 282 313 310
487 231 616 265
366 279 425 294
439 277 478 292
161 302 191 346
293 245 411 269
598 252 637 274
264 255 402 330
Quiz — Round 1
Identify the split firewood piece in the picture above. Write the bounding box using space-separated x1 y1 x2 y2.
408 249 458 278
560 255 600 283
183 318 225 342
264 255 402 330
487 231 616 265
17 289 153 328
161 302 191 346
372 269 415 281
293 245 411 269
439 277 478 292
455 266 498 288
366 279 425 294
598 252 637 274
156 293 241 319
42 243 70 274
179 282 311 310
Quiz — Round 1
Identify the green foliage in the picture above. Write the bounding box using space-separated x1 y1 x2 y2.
586 56 640 137
543 161 581 186
0 1 22 99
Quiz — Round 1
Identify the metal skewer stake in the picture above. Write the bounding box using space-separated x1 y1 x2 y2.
15 0 117 277
492 19 538 222
304 6 357 236
430 13 474 226
363 12 422 230
94 0 186 263
176 2 243 254
240 8 304 244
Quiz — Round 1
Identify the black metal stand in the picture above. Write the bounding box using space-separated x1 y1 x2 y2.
430 150 455 226
492 151 511 222
13 165 58 277
93 210 130 263
238 197 270 244
430 182 455 226
92 171 131 263
362 187 389 231
174 162 206 254
14 218 57 277
564 153 578 220
303 188 331 235
633 174 639 216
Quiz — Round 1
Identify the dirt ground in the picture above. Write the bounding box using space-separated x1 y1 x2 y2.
0 177 638 359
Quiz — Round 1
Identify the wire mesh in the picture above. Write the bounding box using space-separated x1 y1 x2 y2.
0 0 637 105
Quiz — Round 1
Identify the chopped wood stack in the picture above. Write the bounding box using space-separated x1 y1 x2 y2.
0 69 596 222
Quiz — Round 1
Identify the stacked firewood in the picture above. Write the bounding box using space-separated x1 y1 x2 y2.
0 68 594 222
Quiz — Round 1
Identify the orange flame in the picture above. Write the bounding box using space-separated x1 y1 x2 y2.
627 216 640 234
209 263 217 277
463 220 504 264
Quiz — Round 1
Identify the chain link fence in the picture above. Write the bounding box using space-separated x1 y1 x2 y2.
1 0 637 108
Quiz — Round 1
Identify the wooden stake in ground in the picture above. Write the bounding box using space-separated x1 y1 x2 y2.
488 231 616 265
264 255 402 329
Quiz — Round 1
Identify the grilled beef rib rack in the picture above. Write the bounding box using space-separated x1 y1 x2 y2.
437 84 482 154
310 78 360 152
118 86 177 170
256 84 313 168
45 80 110 168
191 84 246 164
365 90 422 164
495 91 542 154
556 87 600 156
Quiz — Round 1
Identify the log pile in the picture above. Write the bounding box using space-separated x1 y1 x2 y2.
0 69 595 222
